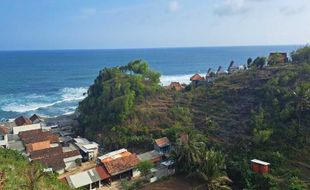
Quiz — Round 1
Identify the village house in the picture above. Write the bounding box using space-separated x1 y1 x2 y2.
97 148 140 180
30 146 66 173
268 52 289 64
19 129 59 153
138 150 162 165
65 165 110 189
0 125 9 148
165 82 184 91
154 137 171 155
29 114 44 124
190 73 206 86
73 137 99 161
62 143 83 170
7 133 25 152
13 116 42 135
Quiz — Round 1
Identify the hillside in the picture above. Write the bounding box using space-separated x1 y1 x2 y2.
76 47 310 189
0 148 71 190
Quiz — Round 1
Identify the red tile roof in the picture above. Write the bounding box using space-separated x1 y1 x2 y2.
155 137 170 147
14 116 32 126
0 125 8 135
103 154 140 176
190 74 205 81
96 166 111 180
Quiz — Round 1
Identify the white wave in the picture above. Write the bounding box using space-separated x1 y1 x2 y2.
1 102 56 113
160 73 206 86
1 87 88 113
60 87 88 102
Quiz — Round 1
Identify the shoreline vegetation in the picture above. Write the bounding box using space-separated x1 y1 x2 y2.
0 46 309 190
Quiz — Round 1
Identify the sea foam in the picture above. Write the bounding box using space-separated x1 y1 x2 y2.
0 87 88 113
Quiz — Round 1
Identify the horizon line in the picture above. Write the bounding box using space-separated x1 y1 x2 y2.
0 43 305 52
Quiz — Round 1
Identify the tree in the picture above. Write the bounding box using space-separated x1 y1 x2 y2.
253 57 266 69
75 158 82 166
172 132 207 174
289 176 307 190
247 57 253 68
77 60 161 149
195 150 232 190
136 161 154 179
289 83 310 142
291 46 310 63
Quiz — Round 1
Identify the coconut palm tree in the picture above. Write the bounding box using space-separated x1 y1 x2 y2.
195 150 232 190
171 132 206 174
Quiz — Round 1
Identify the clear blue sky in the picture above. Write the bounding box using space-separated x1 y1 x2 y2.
0 0 310 50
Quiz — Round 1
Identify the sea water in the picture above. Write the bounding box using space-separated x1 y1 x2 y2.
0 45 301 119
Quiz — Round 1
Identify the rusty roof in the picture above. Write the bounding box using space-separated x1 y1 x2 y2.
190 74 205 81
155 137 170 147
14 116 32 126
95 166 111 180
103 153 139 176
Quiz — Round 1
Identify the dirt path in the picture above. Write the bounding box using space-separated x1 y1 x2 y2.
140 176 194 190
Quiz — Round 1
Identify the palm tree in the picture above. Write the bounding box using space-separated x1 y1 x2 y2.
171 132 206 174
195 150 232 190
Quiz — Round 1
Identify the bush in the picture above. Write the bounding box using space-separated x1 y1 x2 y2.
291 46 310 63
289 176 307 190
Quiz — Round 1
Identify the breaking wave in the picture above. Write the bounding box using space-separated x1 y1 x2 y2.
0 87 88 114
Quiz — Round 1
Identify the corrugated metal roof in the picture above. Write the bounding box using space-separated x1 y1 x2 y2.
138 150 161 162
66 167 103 188
66 170 93 188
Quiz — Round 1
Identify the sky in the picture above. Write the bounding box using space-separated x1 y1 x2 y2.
0 0 310 50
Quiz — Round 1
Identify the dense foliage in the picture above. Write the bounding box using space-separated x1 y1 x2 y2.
0 148 71 190
172 133 231 190
77 47 310 189
77 60 161 150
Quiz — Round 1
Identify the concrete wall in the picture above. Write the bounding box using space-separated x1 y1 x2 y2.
0 134 8 148
13 123 41 134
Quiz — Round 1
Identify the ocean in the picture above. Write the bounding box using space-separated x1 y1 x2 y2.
0 45 301 119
